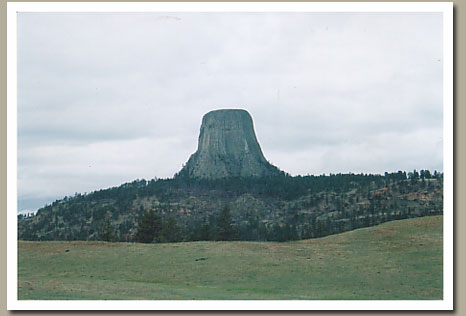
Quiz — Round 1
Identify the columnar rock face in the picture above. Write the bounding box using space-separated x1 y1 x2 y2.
179 109 281 179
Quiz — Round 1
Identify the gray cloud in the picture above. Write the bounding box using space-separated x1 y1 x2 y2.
17 12 444 212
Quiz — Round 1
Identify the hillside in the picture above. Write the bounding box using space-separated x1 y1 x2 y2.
18 170 443 243
18 216 443 300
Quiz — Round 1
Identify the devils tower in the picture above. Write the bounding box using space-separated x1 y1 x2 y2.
178 109 282 179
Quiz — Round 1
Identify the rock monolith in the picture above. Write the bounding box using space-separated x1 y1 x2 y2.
178 109 281 179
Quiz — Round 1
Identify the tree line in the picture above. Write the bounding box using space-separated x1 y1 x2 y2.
18 170 443 243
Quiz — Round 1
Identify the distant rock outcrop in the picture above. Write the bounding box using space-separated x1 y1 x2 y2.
178 109 282 179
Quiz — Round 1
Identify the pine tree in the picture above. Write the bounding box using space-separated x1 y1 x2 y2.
135 210 162 243
200 217 211 241
216 205 234 241
99 216 116 242
161 216 182 242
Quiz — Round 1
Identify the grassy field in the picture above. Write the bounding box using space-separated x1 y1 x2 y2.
18 216 443 300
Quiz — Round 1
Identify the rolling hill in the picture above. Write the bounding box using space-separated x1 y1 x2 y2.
18 215 443 300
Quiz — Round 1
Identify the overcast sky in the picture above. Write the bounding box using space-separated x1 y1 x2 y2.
17 12 444 212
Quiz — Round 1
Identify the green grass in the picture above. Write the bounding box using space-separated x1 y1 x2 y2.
18 216 443 300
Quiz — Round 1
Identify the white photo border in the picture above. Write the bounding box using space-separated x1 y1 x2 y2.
7 1 454 311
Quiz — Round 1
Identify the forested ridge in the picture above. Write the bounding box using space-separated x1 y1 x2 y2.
18 170 443 243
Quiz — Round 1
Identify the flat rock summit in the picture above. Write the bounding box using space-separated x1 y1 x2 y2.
178 109 282 179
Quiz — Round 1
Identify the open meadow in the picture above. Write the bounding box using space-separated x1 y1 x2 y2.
18 216 443 300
